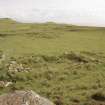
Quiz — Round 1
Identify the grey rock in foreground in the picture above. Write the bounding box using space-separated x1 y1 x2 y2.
0 90 54 105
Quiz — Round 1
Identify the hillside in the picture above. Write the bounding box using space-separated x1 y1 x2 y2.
0 18 105 105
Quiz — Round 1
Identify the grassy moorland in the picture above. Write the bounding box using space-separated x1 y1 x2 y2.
0 18 105 105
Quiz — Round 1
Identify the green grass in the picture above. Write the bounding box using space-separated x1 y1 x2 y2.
0 18 105 105
0 18 105 57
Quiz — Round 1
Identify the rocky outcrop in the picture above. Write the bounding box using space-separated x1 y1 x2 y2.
8 61 31 73
0 90 54 105
0 81 12 87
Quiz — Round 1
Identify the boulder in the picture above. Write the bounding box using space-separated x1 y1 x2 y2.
8 61 31 73
0 90 54 105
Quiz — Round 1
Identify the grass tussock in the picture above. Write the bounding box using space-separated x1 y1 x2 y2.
91 92 105 101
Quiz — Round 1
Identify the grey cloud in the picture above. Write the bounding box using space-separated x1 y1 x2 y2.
0 0 105 26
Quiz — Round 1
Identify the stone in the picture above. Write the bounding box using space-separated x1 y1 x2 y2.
0 81 13 87
0 90 54 105
8 61 31 73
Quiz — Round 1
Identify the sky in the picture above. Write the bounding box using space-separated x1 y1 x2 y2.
0 0 105 26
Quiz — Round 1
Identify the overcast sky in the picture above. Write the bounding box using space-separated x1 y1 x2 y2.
0 0 105 26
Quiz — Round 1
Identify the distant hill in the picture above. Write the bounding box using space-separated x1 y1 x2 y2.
0 18 17 24
0 18 105 29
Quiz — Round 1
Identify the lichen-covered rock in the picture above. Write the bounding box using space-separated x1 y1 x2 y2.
0 90 54 105
8 61 31 73
0 81 12 88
